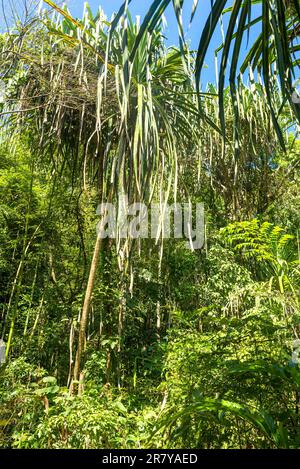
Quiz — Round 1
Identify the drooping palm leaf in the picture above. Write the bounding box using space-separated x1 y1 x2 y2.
112 0 300 148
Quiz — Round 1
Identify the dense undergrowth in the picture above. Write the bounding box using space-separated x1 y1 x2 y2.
1 146 300 447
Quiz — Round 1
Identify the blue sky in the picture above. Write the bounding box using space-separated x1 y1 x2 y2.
0 0 262 86
66 0 262 85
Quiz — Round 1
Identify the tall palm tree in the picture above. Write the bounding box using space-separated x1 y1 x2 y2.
1 2 205 388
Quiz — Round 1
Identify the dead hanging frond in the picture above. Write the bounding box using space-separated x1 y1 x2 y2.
198 77 292 219
1 5 118 184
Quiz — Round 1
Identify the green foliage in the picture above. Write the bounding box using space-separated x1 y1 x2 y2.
1 2 300 451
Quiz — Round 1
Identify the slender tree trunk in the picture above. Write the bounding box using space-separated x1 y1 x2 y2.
3 161 35 351
117 274 126 388
67 320 75 389
29 295 44 338
71 162 107 392
72 234 103 390
23 259 39 336
156 262 162 341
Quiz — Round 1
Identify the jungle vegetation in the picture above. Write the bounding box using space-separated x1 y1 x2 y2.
0 0 300 449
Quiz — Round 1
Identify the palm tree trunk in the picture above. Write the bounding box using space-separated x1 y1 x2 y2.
72 234 103 390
